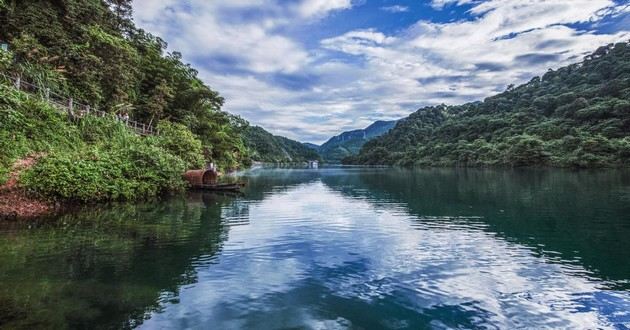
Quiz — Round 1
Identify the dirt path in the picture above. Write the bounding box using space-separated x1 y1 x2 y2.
0 154 54 220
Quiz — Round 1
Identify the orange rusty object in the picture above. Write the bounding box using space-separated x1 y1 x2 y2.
183 169 219 188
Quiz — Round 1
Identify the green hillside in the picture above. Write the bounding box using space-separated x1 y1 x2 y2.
319 120 396 163
244 126 321 163
346 42 630 168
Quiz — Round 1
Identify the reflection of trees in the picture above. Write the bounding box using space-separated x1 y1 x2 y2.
0 193 236 329
321 168 630 288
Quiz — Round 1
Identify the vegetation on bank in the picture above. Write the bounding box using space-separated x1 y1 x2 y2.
345 42 630 168
0 83 204 201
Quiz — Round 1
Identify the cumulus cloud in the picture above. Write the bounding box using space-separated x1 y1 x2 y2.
318 0 630 139
133 1 311 74
133 0 630 143
296 0 353 18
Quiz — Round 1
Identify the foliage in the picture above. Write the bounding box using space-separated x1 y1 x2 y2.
347 42 630 168
0 84 81 184
0 49 11 71
21 141 186 202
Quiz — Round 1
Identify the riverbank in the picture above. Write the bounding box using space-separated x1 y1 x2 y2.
0 155 55 219
0 84 210 216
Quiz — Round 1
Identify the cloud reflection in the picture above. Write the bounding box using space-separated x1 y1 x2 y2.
141 181 629 329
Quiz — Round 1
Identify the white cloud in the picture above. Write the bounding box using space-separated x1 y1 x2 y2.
133 0 630 143
430 0 477 10
133 1 312 74
295 0 353 18
380 5 409 13
317 0 629 139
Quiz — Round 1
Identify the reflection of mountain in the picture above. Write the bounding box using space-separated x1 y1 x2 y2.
0 194 237 329
320 169 630 288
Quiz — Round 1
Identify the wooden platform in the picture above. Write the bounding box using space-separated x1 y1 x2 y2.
192 183 246 192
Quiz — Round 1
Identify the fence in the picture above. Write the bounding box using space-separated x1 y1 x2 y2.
0 73 157 136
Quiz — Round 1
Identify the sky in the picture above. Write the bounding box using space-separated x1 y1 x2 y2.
132 0 630 144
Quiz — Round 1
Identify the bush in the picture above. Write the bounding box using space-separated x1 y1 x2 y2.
615 138 630 161
21 143 186 202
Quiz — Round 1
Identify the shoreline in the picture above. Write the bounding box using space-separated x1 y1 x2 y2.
0 189 57 220
0 155 57 220
3 163 628 220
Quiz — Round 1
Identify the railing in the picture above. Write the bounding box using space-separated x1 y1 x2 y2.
0 73 157 136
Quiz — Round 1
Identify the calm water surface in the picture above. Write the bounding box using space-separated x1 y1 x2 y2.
1 168 629 329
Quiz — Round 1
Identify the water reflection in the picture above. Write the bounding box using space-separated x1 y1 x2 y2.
318 168 630 287
0 193 236 329
141 168 630 329
0 168 629 329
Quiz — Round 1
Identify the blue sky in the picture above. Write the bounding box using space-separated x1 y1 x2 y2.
132 0 630 144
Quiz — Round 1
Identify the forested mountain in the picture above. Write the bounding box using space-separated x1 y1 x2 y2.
346 42 630 168
244 126 321 163
318 120 397 163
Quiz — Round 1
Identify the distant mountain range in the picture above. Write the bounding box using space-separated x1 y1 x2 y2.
308 120 398 163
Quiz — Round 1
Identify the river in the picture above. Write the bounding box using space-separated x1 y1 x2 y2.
0 167 629 329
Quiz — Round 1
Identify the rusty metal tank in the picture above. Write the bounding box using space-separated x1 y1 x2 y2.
183 169 219 187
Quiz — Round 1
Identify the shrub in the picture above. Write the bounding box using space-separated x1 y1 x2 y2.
21 143 186 202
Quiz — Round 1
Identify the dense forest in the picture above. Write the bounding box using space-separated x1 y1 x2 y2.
0 0 313 202
318 120 396 163
243 126 321 163
346 42 630 168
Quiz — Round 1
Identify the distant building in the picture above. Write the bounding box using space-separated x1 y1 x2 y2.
0 42 8 52
308 160 319 169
